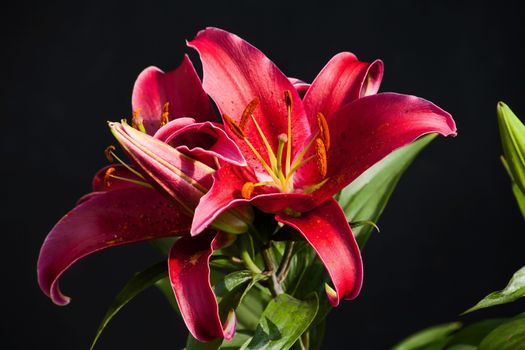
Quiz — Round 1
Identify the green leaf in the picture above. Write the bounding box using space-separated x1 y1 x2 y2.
186 337 223 350
463 265 525 314
90 261 167 350
478 316 525 350
497 102 525 198
220 330 253 349
446 345 477 350
446 319 507 347
241 293 319 350
149 237 177 256
338 134 437 248
511 180 525 218
392 322 462 350
155 276 180 312
307 320 326 350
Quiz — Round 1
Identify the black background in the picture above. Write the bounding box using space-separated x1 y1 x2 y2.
4 1 525 349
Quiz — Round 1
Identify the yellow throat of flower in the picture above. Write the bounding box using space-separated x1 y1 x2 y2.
224 90 330 198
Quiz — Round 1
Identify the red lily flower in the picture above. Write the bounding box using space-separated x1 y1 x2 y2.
37 55 248 342
189 28 457 306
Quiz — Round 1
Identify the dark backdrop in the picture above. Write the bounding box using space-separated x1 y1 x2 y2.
4 1 525 349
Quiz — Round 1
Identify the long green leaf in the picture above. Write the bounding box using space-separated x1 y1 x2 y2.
338 134 436 248
478 316 525 350
463 265 525 314
241 293 319 350
497 102 525 196
90 261 167 349
446 319 507 347
392 322 462 350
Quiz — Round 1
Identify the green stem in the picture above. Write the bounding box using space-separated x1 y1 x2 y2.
261 244 284 297
239 235 262 274
276 241 296 283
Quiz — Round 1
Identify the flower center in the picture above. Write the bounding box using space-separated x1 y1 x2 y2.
223 90 330 198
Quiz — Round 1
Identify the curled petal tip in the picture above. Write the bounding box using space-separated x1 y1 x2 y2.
324 283 339 307
223 309 237 341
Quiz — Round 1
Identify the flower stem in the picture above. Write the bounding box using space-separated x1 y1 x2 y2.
277 241 296 283
261 244 284 297
239 235 262 274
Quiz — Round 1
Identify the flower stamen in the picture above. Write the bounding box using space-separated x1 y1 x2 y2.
316 112 330 151
241 181 274 199
240 98 259 131
104 145 145 179
132 109 146 133
315 138 328 177
284 90 293 175
160 102 170 127
104 167 152 188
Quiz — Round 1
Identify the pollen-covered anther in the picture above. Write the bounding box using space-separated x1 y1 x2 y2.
104 167 116 187
160 102 170 127
241 182 255 199
284 90 293 111
104 145 116 162
223 113 246 139
316 112 330 150
315 138 328 177
240 97 259 130
132 109 146 133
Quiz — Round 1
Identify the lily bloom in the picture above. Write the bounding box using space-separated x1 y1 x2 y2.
37 55 251 342
189 28 457 306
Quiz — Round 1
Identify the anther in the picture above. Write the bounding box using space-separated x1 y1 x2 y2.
104 167 116 187
240 97 259 130
132 109 146 133
104 145 116 162
223 114 246 139
315 138 328 177
316 112 330 150
284 90 293 111
241 182 255 199
160 102 170 127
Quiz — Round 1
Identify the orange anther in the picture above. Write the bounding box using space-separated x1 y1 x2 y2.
104 145 116 162
284 90 293 110
316 112 330 150
241 182 255 199
315 138 328 177
104 167 116 187
223 113 246 139
240 97 259 130
160 102 170 127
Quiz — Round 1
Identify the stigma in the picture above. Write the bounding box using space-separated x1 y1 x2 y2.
224 90 331 198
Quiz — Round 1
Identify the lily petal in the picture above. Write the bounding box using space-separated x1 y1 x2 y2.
37 187 192 306
132 55 215 134
154 118 247 167
110 121 214 212
275 198 363 306
168 231 236 342
288 77 310 95
188 27 311 172
192 164 249 235
303 52 383 120
295 93 457 199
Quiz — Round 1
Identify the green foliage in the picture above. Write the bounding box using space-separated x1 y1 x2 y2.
241 293 319 350
478 315 525 350
338 134 437 247
392 322 462 350
497 102 525 219
463 266 525 314
90 261 167 350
